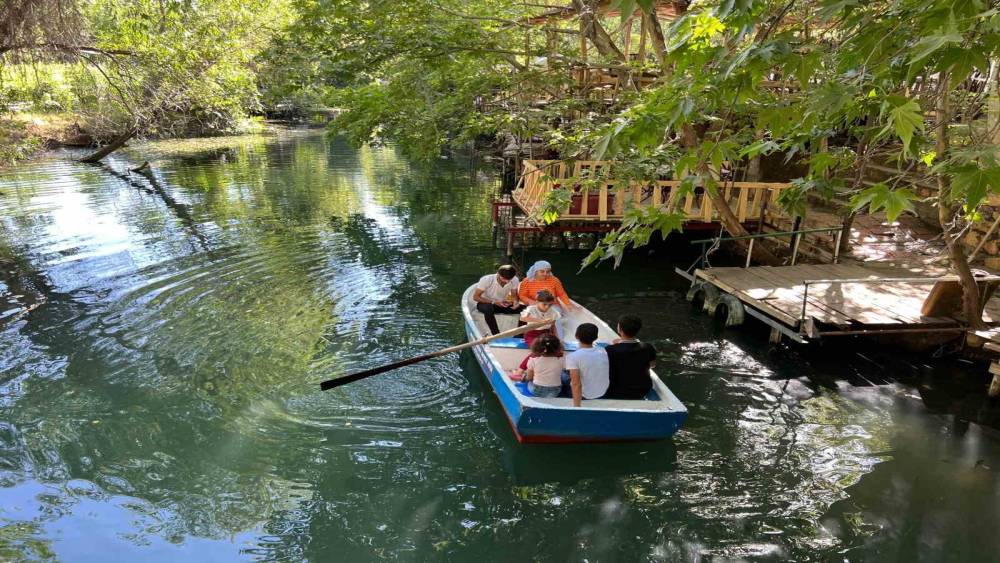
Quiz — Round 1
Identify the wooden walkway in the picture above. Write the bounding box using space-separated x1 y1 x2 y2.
693 263 1000 339
513 160 792 225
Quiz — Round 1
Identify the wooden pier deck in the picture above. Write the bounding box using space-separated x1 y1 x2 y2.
689 263 1000 341
970 328 1000 395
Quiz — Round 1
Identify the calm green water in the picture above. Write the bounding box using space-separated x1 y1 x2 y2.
2 129 1000 562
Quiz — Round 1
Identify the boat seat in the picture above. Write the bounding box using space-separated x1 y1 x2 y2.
490 339 609 352
489 338 529 349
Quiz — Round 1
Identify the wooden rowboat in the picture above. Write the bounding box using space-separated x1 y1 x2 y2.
462 285 687 443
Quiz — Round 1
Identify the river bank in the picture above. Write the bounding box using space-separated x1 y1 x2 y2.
0 111 278 169
0 113 77 167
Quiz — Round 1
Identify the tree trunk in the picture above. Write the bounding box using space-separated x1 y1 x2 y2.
838 212 855 254
681 125 782 265
641 8 667 64
986 59 1000 145
935 72 985 329
79 128 137 163
571 0 625 62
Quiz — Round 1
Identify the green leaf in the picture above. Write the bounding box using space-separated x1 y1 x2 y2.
818 0 859 21
739 139 780 159
690 11 725 49
879 97 923 154
949 164 1000 210
909 32 963 65
850 183 917 221
611 0 638 25
794 51 822 88
674 152 699 178
808 151 839 177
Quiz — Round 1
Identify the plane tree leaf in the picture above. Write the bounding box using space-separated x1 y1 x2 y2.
850 183 917 222
949 164 1000 211
878 96 924 155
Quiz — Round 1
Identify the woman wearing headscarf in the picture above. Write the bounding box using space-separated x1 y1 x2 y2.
517 260 575 311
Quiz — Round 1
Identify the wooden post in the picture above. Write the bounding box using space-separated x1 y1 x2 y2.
736 187 750 222
757 197 768 233
623 17 633 61
506 230 515 257
637 17 647 64
789 216 802 250
769 327 782 344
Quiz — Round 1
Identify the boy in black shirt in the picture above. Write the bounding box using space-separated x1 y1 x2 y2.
605 315 656 399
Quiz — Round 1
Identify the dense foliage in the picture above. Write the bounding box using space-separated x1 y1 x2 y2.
263 0 1000 325
1 0 292 140
258 0 654 160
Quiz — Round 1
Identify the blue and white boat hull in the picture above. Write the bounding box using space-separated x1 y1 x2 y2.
462 286 687 443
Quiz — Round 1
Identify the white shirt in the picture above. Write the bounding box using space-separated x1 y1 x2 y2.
520 304 561 323
526 355 565 387
565 346 610 399
476 274 519 303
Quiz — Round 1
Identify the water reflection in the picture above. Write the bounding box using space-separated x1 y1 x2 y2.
1 129 999 561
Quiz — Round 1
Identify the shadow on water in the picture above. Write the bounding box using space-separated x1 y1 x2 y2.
459 351 678 486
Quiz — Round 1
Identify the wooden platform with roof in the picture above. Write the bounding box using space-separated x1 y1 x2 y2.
493 159 795 253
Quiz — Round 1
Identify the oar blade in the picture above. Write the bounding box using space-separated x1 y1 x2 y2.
319 354 432 390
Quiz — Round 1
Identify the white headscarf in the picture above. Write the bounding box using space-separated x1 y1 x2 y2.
526 260 552 280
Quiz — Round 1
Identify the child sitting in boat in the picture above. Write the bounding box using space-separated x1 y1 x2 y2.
605 315 656 399
523 334 565 398
519 289 562 346
509 290 563 380
565 323 609 407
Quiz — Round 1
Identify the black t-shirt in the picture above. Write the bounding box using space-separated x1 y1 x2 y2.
605 341 656 399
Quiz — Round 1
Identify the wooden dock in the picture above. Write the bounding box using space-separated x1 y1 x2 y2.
682 263 1000 342
970 329 1000 396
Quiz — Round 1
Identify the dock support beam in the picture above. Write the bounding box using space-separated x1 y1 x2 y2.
769 327 782 344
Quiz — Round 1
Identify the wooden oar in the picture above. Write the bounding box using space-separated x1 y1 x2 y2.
319 321 549 391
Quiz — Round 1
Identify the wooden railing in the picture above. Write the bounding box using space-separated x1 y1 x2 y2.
513 159 793 224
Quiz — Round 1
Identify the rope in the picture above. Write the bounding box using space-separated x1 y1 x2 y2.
702 225 725 269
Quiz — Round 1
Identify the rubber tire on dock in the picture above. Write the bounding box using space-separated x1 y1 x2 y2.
686 282 720 312
712 294 746 327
